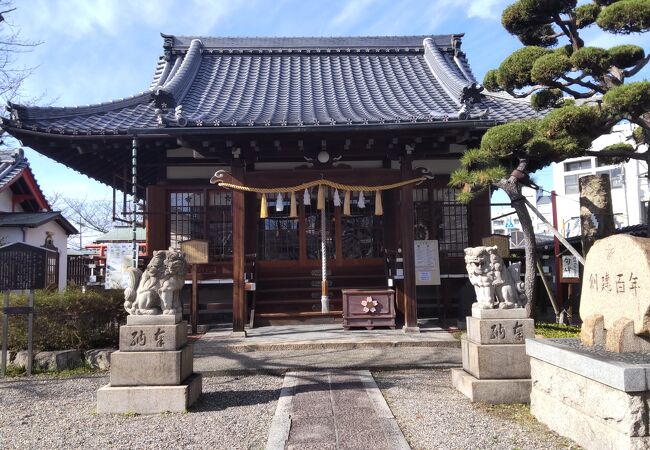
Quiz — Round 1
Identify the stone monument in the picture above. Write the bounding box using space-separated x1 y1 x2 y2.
580 234 650 352
96 249 202 414
451 246 534 403
526 235 650 450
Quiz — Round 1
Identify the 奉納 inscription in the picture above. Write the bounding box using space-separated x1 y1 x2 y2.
488 321 525 342
130 330 147 346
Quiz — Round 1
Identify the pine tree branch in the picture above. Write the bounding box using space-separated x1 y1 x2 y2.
506 86 546 98
584 149 647 160
559 75 605 93
623 54 650 78
548 82 595 98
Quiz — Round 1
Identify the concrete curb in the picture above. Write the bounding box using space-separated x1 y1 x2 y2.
360 371 411 449
526 338 650 392
265 372 297 450
204 339 461 353
195 363 463 377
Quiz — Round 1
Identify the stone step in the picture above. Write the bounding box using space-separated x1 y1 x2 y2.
451 368 531 403
97 373 202 414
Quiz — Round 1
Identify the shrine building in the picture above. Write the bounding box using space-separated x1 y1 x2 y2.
0 34 538 332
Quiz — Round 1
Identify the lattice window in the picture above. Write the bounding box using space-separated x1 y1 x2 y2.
305 189 335 260
433 187 468 258
45 250 59 289
341 191 383 259
169 191 205 251
413 188 432 240
207 191 232 260
169 190 233 261
258 194 299 260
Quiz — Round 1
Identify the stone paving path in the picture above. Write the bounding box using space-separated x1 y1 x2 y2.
266 370 410 450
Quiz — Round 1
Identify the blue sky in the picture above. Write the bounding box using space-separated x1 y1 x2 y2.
7 0 650 202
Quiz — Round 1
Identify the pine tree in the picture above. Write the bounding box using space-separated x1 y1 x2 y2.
450 0 650 317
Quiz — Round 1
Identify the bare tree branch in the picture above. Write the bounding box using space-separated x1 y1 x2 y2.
48 193 115 250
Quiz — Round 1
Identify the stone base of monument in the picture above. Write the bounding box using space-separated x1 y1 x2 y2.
96 315 202 414
526 338 650 450
582 314 650 353
451 307 533 403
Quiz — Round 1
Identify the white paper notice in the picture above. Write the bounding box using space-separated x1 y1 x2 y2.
414 240 441 285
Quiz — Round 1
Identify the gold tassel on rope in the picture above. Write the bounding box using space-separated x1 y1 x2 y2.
343 190 351 216
289 191 298 218
374 191 383 216
260 193 268 219
317 184 326 210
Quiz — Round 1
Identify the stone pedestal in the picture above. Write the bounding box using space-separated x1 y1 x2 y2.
527 338 650 450
451 307 533 403
97 316 202 414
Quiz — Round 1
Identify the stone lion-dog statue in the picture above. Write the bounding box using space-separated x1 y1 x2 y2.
464 246 526 309
124 248 187 315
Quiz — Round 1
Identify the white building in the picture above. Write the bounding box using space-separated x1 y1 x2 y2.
491 186 554 247
551 123 649 237
0 148 77 290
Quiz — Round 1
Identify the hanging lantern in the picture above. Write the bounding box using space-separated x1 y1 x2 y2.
333 189 341 207
260 193 268 219
357 191 366 209
303 188 311 206
374 191 383 216
343 191 351 215
275 192 284 212
317 184 326 210
289 191 298 218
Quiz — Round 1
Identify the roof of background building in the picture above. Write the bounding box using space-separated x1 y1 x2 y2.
0 148 51 212
0 148 30 191
0 211 77 234
94 227 146 243
2 34 539 135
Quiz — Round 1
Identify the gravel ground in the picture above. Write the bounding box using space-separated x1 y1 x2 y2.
374 369 579 450
0 373 283 450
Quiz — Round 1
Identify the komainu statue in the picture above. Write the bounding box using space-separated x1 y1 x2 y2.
124 249 187 315
464 246 526 309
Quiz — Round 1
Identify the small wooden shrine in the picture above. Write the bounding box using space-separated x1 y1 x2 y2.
1 34 539 331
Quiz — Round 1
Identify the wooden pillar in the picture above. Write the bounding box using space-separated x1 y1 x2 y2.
145 185 167 257
190 265 198 334
231 163 247 335
400 153 419 332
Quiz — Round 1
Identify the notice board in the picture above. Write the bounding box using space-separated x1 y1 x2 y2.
414 240 441 286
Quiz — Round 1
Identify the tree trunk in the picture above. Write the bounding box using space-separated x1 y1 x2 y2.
495 178 538 319
645 148 650 238
579 174 616 257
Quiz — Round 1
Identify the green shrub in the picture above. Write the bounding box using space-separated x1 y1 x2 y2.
597 0 650 34
570 46 612 75
0 288 125 352
496 46 552 90
531 53 572 84
608 44 645 68
535 322 581 338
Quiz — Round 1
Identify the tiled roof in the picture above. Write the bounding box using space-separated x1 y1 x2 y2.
2 34 539 135
94 227 146 243
0 211 77 234
0 148 29 191
0 148 50 212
